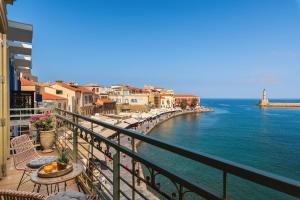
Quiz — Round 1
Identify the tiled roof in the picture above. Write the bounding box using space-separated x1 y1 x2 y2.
175 94 199 98
113 85 142 92
20 78 36 86
126 86 142 91
55 81 80 91
160 93 174 97
79 86 93 93
42 92 67 100
96 99 115 106
36 82 53 87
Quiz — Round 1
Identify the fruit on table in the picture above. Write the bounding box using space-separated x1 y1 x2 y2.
43 165 53 173
51 162 58 170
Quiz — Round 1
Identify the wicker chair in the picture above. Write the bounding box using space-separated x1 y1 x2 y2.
10 134 41 190
0 189 46 200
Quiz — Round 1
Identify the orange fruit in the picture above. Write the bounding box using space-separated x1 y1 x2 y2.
51 162 58 170
43 165 53 173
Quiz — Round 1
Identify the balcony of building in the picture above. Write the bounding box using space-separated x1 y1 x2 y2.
0 107 300 200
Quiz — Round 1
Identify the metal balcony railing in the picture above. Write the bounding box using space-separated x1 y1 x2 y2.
54 108 300 200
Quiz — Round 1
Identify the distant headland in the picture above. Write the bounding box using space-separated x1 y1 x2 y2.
257 89 300 108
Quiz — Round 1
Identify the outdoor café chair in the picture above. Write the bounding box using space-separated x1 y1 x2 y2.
0 189 47 200
11 134 57 190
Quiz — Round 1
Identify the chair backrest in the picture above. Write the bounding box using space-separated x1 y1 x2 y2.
0 189 46 200
10 134 39 169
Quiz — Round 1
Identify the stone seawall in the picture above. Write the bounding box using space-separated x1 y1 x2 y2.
260 103 300 108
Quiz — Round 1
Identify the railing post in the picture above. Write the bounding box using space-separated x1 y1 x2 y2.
73 127 78 162
223 171 227 200
113 152 120 200
132 137 136 200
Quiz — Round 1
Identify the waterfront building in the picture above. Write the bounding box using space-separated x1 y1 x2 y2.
83 83 110 95
20 78 42 108
174 94 200 108
143 86 161 108
109 93 150 113
78 86 94 116
108 85 150 112
160 93 175 109
111 85 143 95
49 81 81 113
41 92 67 110
95 98 117 114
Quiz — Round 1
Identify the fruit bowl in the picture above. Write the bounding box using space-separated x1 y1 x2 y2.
37 163 73 178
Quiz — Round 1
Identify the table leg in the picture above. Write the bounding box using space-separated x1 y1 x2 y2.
32 184 36 192
37 184 41 193
76 178 81 192
64 181 67 191
46 185 49 195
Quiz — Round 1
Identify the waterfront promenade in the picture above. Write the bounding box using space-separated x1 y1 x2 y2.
107 108 213 199
84 108 213 199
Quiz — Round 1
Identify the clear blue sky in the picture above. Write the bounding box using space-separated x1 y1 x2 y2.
7 0 300 98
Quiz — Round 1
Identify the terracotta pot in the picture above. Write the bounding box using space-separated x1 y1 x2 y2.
40 129 55 152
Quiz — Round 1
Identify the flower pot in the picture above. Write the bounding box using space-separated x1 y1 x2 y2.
40 129 55 153
57 162 67 170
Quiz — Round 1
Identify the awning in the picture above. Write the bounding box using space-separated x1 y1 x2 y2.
8 20 33 43
8 41 32 55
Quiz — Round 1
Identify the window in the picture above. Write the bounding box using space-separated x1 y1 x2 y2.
89 95 93 103
125 99 129 104
131 99 137 103
85 96 88 105
96 88 99 92
56 90 63 95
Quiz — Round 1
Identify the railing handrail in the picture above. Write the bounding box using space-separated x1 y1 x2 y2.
10 107 54 111
55 108 300 198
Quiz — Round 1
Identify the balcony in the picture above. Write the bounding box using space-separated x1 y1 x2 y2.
1 108 300 200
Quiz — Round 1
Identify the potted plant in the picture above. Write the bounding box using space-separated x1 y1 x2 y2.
30 112 55 153
57 149 69 170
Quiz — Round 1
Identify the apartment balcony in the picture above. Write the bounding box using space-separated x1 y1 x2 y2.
1 108 300 200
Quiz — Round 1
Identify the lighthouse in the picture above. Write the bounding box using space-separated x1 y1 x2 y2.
259 89 269 106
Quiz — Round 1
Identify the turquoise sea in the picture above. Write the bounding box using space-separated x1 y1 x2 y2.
137 99 300 200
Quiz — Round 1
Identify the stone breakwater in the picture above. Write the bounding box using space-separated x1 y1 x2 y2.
258 103 300 108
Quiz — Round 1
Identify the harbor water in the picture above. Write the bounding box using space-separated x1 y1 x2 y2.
137 99 300 200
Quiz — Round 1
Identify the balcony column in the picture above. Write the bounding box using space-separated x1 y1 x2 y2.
0 32 9 177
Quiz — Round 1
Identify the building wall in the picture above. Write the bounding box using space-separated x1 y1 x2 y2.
95 102 116 115
49 84 80 112
160 95 174 109
43 99 67 110
175 96 200 107
116 104 148 113
148 93 161 108
84 85 109 95
109 93 149 106
21 85 38 108
81 92 93 107
0 32 9 177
